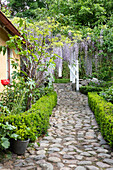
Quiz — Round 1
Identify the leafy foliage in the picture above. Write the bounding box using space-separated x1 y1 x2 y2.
54 79 70 83
2 1 113 81
0 75 28 114
0 122 17 150
0 72 54 114
62 61 70 79
0 17 65 109
7 0 38 16
80 80 113 95
54 60 70 79
99 86 113 104
7 0 113 27
0 91 57 142
80 86 103 95
88 92 113 147
88 80 113 88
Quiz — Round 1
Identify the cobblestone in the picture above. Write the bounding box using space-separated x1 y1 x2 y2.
1 83 113 170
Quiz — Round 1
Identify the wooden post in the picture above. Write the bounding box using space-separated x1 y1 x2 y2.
72 66 75 83
76 60 79 91
70 48 73 82
72 65 75 91
68 60 79 91
58 46 62 78
58 66 62 77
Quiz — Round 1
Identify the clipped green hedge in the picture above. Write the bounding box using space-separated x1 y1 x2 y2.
88 92 113 147
0 91 57 142
80 86 103 94
54 79 70 83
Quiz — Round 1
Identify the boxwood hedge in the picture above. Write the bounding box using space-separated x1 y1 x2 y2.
0 91 57 142
88 92 113 147
80 86 103 95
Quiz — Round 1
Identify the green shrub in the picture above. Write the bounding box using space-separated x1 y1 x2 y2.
62 61 70 79
54 79 70 83
0 122 17 150
0 91 57 142
99 86 113 104
88 92 113 147
0 77 28 114
0 71 54 115
54 61 70 79
80 86 103 94
89 80 113 88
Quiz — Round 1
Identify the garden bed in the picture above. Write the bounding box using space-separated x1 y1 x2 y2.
88 92 113 147
0 91 57 149
80 86 103 95
80 80 113 95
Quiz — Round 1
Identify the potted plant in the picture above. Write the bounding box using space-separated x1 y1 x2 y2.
0 122 32 155
0 122 30 155
10 138 30 155
0 122 18 150
10 125 31 155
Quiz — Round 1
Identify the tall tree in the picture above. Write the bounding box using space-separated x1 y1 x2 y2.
7 0 39 16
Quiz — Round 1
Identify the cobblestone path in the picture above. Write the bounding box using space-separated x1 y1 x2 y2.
1 83 113 170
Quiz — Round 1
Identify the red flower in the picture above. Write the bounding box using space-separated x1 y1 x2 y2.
1 79 10 86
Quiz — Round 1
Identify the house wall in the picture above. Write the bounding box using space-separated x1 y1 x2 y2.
0 27 20 92
0 27 8 92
